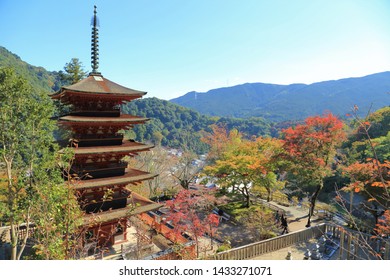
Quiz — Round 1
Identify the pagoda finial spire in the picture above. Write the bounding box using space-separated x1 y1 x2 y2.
91 5 100 75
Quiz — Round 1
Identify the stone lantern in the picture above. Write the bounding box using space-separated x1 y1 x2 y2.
304 249 311 260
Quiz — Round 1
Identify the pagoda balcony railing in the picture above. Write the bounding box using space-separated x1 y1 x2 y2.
72 161 128 172
71 133 124 147
82 196 129 214
70 109 120 117
66 162 128 181
73 133 124 140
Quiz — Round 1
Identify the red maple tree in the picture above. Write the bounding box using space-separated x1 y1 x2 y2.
165 189 219 258
282 113 346 227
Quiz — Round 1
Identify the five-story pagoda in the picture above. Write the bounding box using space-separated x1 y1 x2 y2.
51 6 159 248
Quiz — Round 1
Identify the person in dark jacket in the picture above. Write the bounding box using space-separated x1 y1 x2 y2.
281 215 289 234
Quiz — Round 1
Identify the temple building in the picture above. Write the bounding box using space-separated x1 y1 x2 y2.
51 6 160 250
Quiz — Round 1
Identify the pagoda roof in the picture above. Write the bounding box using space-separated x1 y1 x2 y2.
59 114 149 124
83 192 161 225
72 141 153 156
52 74 146 97
74 168 157 190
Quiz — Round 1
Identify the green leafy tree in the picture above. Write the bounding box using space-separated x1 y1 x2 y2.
204 129 286 207
254 171 285 202
30 149 83 259
249 137 287 202
371 132 390 162
152 131 163 146
0 68 81 259
53 58 87 126
236 205 278 242
0 67 45 259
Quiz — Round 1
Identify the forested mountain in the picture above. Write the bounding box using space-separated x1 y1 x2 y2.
0 46 62 92
343 106 390 163
171 73 390 121
122 97 272 153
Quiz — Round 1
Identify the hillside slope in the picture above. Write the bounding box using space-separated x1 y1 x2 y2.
123 97 272 153
171 73 390 121
0 46 62 92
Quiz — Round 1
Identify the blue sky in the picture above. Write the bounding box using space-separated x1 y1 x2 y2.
1 0 390 100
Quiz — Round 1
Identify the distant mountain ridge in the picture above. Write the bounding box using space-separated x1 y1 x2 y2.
170 73 390 121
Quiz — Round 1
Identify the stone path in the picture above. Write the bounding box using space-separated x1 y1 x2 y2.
260 199 322 232
214 199 322 249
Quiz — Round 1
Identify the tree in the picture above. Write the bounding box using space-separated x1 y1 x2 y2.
0 68 82 259
371 132 390 162
335 107 390 260
53 58 88 120
59 58 87 85
236 205 278 242
0 68 48 258
205 140 254 207
205 135 286 207
29 150 83 259
342 106 390 164
376 209 390 238
282 113 346 227
171 151 201 190
0 67 49 259
165 189 219 258
152 131 163 147
201 124 242 162
341 107 389 240
127 146 179 199
254 172 285 202
249 137 287 202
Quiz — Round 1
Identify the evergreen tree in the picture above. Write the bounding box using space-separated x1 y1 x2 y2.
59 58 88 86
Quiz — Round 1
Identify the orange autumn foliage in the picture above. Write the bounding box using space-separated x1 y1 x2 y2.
282 113 346 181
282 113 346 227
342 160 389 193
201 124 242 161
376 210 390 236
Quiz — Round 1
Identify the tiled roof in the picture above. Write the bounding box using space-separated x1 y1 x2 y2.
53 74 146 96
83 193 161 225
59 114 149 123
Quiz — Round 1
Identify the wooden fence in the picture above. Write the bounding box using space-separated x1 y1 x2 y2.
211 223 327 260
0 224 35 243
333 224 390 260
210 223 390 260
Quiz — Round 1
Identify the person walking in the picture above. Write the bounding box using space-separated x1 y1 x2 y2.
281 215 289 234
